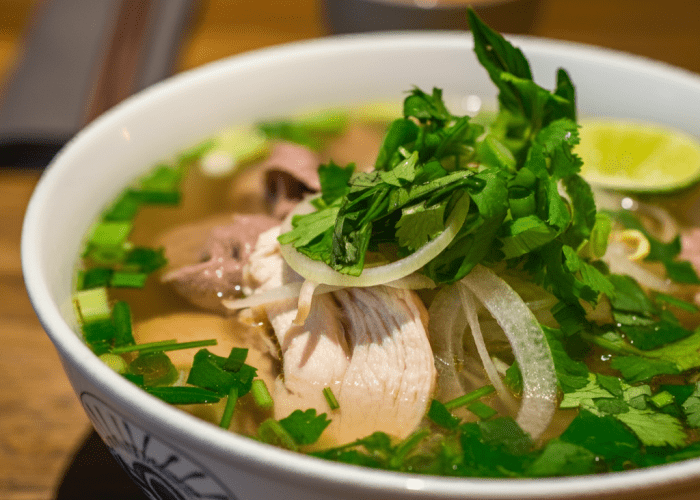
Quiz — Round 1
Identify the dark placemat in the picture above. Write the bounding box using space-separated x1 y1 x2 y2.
55 430 149 500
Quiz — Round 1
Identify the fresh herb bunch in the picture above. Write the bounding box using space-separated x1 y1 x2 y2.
278 10 603 304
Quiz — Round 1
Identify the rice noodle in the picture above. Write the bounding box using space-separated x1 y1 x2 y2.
460 264 557 440
593 187 679 242
640 203 680 242
293 280 318 325
613 229 650 261
604 240 676 293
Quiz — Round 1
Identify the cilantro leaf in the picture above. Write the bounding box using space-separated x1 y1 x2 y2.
561 173 597 249
318 161 354 205
279 409 332 446
374 119 419 171
424 168 508 282
542 326 590 393
404 87 453 124
467 9 532 119
534 118 582 179
610 355 680 383
428 399 461 430
681 383 700 428
559 373 615 410
498 215 559 259
615 408 686 448
461 418 534 477
525 439 596 477
553 68 577 121
559 410 640 467
537 242 613 306
395 201 447 251
608 274 657 315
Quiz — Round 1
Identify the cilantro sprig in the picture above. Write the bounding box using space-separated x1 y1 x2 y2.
278 9 603 295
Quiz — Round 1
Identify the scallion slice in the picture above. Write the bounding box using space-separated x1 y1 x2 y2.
252 379 273 409
219 387 239 429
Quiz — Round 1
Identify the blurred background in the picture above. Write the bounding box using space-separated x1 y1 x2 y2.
1 0 699 498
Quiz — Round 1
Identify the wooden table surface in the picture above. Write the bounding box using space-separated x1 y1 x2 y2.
1 0 699 498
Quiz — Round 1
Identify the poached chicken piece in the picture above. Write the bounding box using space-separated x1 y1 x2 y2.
332 286 435 442
243 227 436 445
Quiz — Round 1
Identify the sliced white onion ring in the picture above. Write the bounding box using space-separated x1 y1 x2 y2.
603 240 676 293
278 194 468 287
457 283 518 412
428 285 470 402
460 264 558 441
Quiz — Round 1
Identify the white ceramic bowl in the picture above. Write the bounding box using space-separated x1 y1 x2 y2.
22 32 700 500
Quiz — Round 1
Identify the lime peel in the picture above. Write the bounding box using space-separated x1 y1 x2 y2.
577 119 700 193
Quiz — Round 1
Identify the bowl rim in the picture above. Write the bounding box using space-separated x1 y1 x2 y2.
21 30 700 498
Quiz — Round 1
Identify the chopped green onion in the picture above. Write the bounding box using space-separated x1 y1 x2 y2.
177 139 216 165
127 188 181 205
252 379 274 409
127 165 183 205
73 287 111 324
650 391 675 408
111 339 177 354
141 339 217 355
123 373 144 386
146 386 221 405
467 401 498 420
78 267 113 290
257 109 349 151
88 221 132 247
219 386 239 429
110 339 216 355
223 347 249 371
128 351 178 386
257 418 298 451
82 243 129 266
99 353 128 374
443 385 495 411
655 293 700 313
388 429 430 469
138 164 183 190
123 247 167 273
82 319 117 346
427 399 461 429
109 271 148 288
112 300 134 347
323 386 339 410
102 192 141 222
88 340 112 356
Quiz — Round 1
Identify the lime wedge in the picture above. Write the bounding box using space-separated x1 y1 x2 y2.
577 119 700 193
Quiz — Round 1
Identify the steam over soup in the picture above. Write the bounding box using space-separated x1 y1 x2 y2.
72 11 700 477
